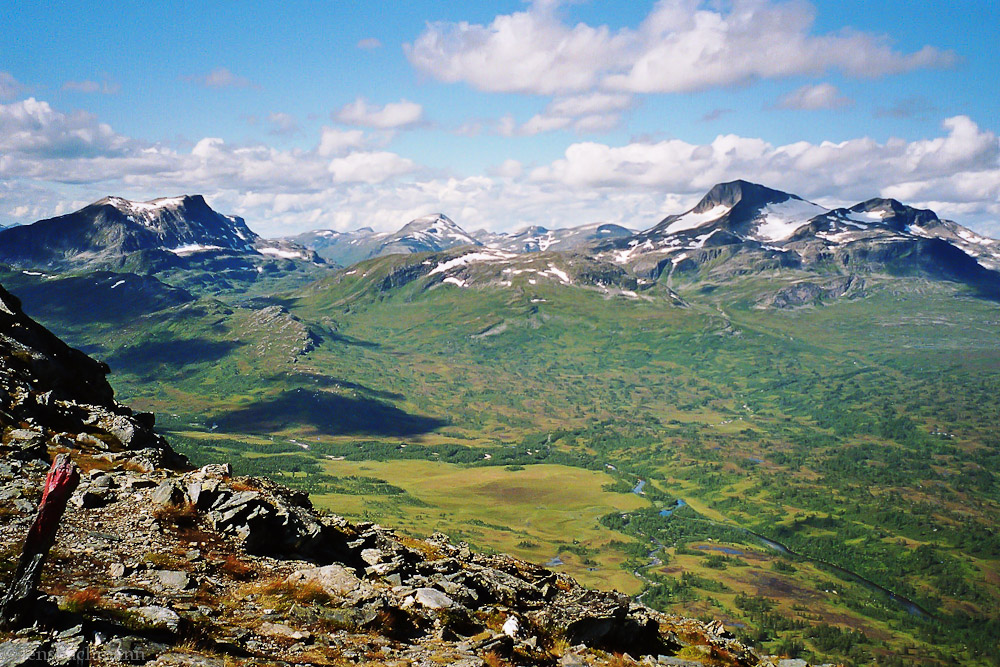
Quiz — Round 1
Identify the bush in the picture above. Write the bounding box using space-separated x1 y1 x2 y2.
153 501 198 528
62 588 104 614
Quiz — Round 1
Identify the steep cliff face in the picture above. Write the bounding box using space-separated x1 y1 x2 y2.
0 281 835 667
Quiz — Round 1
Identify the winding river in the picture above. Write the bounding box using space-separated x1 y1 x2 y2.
631 499 934 620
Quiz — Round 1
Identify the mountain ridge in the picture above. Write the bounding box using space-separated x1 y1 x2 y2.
0 195 323 273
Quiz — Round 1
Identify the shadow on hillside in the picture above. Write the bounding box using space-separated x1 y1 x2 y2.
105 339 241 379
274 373 404 401
210 389 445 436
329 332 381 348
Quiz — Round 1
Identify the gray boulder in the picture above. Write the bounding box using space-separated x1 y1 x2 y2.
132 606 181 632
0 639 46 667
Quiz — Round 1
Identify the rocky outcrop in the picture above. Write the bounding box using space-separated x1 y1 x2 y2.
0 286 180 467
758 276 864 309
0 285 179 464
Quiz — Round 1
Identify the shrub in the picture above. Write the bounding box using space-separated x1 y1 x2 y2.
153 501 199 528
62 588 104 614
218 555 256 581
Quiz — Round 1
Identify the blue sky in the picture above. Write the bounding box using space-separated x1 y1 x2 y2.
0 0 997 236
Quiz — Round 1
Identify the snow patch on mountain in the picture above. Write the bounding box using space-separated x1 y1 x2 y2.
754 199 828 241
664 204 732 234
168 244 225 255
259 246 310 260
428 249 518 275
543 264 571 284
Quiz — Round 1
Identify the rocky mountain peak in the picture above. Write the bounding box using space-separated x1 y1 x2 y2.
377 213 481 256
847 198 940 231
694 179 797 212
395 213 476 241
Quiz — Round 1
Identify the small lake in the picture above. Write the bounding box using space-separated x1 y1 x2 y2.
695 545 744 555
659 498 687 516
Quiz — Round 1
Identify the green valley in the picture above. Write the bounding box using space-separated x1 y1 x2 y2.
4 251 998 665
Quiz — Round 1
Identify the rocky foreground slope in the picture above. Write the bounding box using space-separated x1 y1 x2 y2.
0 282 834 666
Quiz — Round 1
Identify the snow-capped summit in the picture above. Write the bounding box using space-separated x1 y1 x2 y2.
285 214 480 266
593 179 1000 291
377 213 481 255
0 194 322 270
648 180 828 241
89 194 259 252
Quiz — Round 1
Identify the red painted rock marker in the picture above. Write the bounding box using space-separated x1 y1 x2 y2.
0 453 81 629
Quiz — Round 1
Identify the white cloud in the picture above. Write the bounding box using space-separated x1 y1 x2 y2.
497 115 517 137
357 37 382 50
317 127 367 156
0 72 25 100
518 92 634 135
327 151 416 183
405 4 620 94
335 97 423 128
493 159 523 179
0 98 132 158
406 0 956 95
546 92 633 117
777 83 852 110
530 116 1000 223
186 67 256 89
1 97 997 238
520 114 573 135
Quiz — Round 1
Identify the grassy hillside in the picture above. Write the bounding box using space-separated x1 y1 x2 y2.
4 256 999 665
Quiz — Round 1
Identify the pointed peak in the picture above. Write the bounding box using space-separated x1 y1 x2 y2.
408 213 454 225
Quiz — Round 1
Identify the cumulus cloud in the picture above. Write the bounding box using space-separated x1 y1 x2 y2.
518 92 634 135
327 151 416 183
317 127 368 156
335 97 423 128
406 0 956 95
1 97 997 237
529 116 1000 224
405 3 621 94
777 83 852 110
0 72 26 100
0 98 133 158
492 159 524 179
186 67 257 89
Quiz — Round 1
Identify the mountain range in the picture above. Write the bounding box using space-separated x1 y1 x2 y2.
1 182 997 302
594 180 1000 291
287 216 635 266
